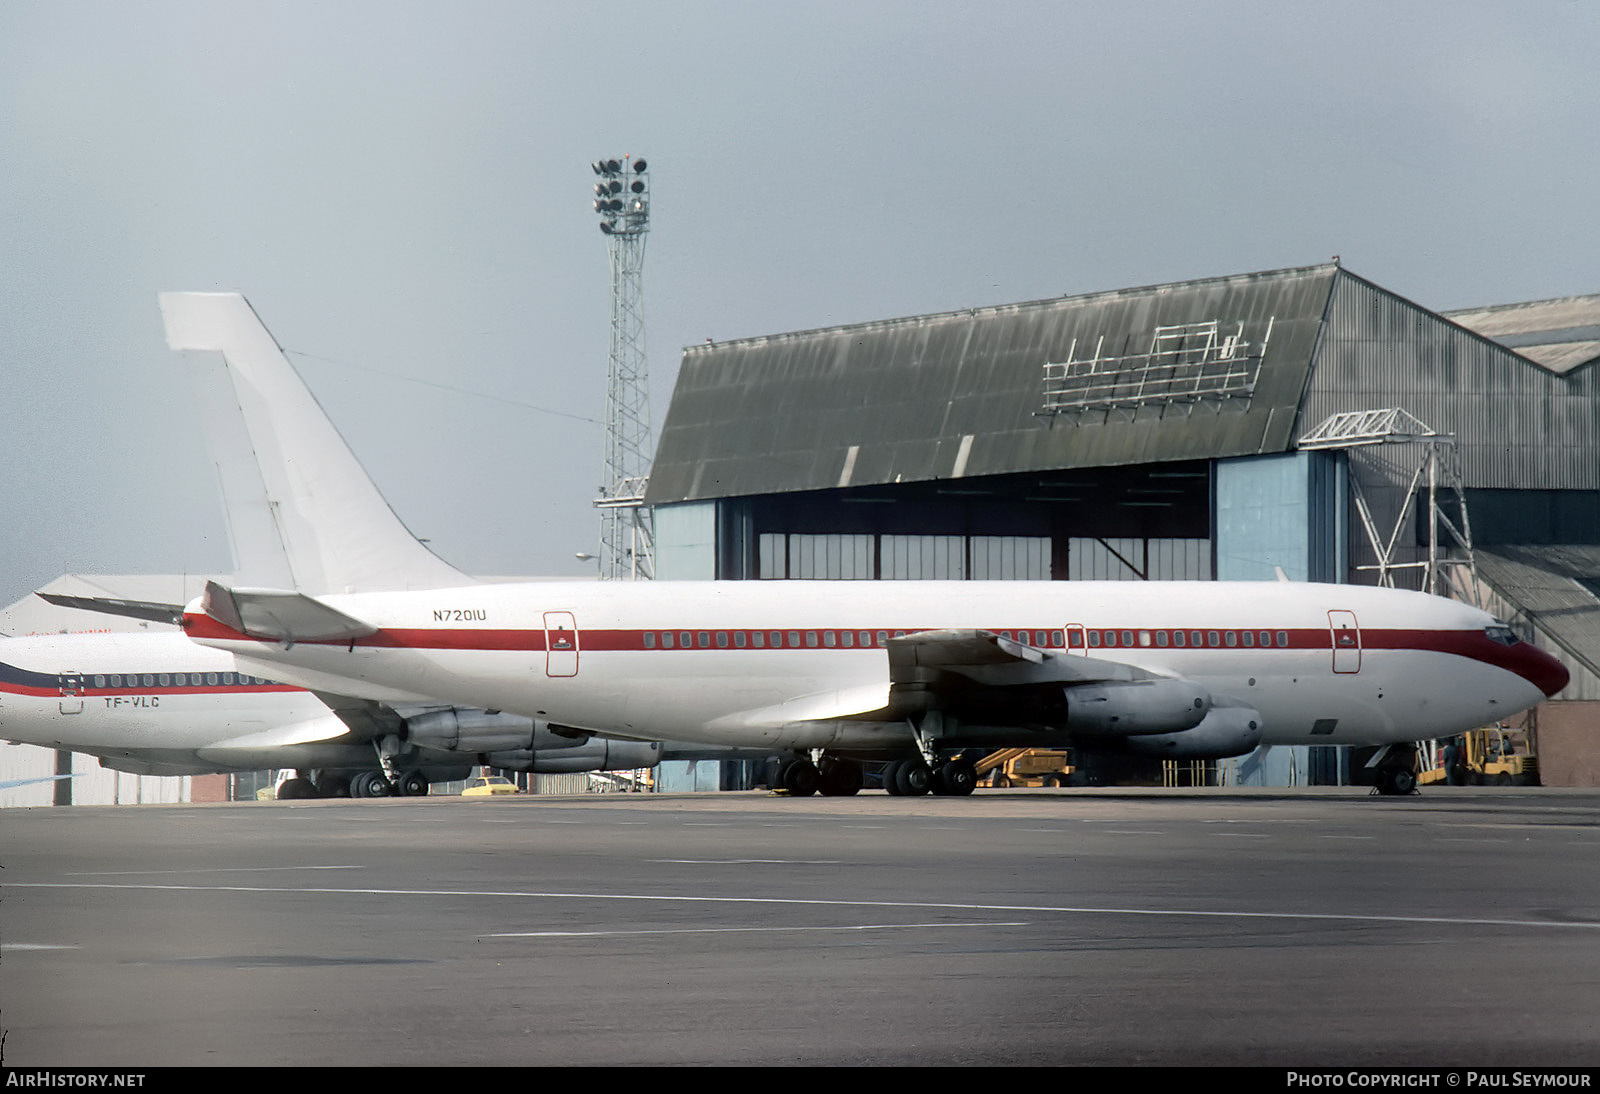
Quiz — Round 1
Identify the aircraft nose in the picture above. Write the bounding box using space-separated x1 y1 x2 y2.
1527 645 1570 698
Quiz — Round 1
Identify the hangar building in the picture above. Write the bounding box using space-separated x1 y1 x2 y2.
644 262 1600 787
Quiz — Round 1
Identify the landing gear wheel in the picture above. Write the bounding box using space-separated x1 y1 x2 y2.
775 759 818 797
349 770 394 798
896 762 932 797
881 760 906 796
1376 767 1417 796
818 759 862 797
932 759 977 796
275 777 314 800
397 771 429 797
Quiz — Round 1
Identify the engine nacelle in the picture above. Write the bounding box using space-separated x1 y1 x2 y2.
1120 703 1265 759
405 708 589 753
486 739 662 773
1065 679 1211 736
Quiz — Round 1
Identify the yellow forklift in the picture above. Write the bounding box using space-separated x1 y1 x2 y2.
1427 726 1540 786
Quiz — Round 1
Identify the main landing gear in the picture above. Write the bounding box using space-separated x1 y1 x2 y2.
347 769 432 798
880 756 978 797
772 756 864 797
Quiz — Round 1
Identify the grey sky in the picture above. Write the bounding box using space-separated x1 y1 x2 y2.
3 1 1595 607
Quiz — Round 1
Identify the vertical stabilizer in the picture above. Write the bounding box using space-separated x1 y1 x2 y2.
160 292 473 593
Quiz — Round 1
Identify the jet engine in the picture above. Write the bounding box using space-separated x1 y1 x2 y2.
485 739 662 773
1119 702 1265 759
404 708 587 753
1064 679 1211 735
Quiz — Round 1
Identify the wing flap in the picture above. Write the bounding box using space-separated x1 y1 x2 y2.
887 628 1148 686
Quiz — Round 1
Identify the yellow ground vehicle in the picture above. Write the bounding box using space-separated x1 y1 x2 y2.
977 749 1072 788
462 775 522 797
1424 727 1540 786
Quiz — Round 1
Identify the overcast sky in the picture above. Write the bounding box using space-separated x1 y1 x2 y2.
3 0 1595 607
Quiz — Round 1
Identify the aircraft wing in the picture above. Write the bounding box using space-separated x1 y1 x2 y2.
205 713 357 750
201 581 376 645
886 628 1155 688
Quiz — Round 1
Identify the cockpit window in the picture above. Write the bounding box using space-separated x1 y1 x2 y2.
1484 624 1520 647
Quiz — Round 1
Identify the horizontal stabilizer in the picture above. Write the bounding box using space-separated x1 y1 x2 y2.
36 593 184 626
202 581 377 645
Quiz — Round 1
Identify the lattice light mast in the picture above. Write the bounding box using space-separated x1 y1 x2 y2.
591 155 654 580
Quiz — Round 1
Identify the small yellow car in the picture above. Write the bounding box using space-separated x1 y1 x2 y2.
461 775 521 797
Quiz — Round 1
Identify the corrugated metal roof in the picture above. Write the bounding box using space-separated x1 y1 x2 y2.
1475 545 1600 685
1444 294 1600 375
648 264 1340 504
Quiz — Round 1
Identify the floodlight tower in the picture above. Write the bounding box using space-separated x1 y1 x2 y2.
590 155 654 580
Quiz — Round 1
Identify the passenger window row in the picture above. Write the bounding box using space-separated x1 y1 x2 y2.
87 672 273 688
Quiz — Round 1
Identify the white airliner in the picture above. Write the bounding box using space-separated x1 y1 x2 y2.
177 573 1569 796
0 293 679 797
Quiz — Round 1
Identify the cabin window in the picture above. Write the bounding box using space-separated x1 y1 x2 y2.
644 632 656 649
876 631 889 646
1277 631 1289 647
823 631 837 648
1207 632 1220 648
1241 631 1255 648
751 631 765 648
660 632 673 649
206 673 219 686
1173 631 1186 647
734 632 747 648
1155 631 1169 648
788 631 801 648
716 632 728 648
841 631 854 648
1225 631 1238 647
680 631 692 649
1139 631 1152 647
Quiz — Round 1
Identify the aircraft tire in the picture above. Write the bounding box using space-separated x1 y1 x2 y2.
398 772 429 797
818 759 862 796
275 777 314 801
783 760 819 797
1380 767 1417 796
934 759 977 796
881 760 905 795
350 770 393 798
898 762 932 797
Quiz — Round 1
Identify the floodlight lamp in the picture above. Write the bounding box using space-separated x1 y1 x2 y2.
591 161 604 175
608 180 622 195
630 179 645 193
605 158 621 174
632 158 647 172
599 221 614 234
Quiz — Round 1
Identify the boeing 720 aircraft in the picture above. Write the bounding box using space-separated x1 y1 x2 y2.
178 575 1568 796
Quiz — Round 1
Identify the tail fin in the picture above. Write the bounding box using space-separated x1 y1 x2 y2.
161 293 472 593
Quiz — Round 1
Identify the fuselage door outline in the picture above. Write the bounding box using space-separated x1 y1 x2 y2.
544 612 579 678
1328 610 1361 674
59 671 84 715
